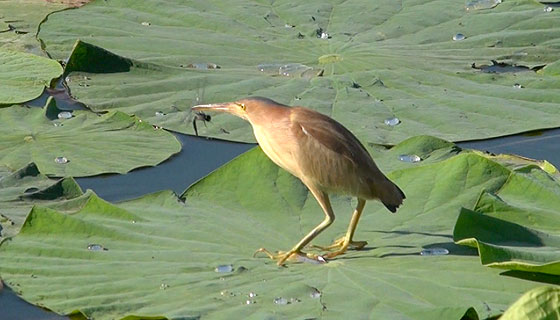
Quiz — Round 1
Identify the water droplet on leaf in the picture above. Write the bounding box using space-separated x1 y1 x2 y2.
87 244 106 251
310 288 321 299
465 0 501 11
384 117 400 126
215 264 234 273
420 248 449 256
141 21 151 26
274 297 288 305
57 111 72 119
513 83 523 89
54 157 68 164
453 33 466 41
399 154 421 163
544 6 553 12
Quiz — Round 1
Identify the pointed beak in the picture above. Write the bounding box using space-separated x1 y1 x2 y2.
191 103 232 113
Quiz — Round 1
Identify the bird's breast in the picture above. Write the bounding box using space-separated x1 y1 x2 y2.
252 125 301 178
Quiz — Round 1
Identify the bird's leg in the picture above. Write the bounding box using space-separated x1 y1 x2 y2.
320 199 367 258
254 186 334 266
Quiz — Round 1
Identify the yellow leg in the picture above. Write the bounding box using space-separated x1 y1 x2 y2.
254 185 334 266
323 198 367 259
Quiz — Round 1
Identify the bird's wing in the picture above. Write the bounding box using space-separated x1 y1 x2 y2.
290 107 372 168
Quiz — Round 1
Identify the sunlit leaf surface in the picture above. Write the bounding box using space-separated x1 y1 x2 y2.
0 50 62 105
0 137 555 319
37 0 560 144
0 100 181 177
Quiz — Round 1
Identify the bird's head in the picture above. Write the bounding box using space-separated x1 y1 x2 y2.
191 97 287 122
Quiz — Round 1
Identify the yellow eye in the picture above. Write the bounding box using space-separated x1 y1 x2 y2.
238 103 246 111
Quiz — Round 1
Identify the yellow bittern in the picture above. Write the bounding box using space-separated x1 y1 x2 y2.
192 97 405 265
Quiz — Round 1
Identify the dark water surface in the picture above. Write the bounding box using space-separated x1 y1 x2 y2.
2 128 559 319
76 133 255 202
457 128 560 169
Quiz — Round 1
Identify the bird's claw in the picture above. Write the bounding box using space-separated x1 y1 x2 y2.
254 247 326 266
311 237 368 251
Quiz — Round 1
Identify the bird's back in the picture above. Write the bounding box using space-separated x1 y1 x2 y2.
288 107 405 211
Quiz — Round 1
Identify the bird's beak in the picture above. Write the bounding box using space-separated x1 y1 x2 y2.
192 102 247 120
192 102 232 113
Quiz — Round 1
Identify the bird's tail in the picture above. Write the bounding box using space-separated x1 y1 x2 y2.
378 178 406 213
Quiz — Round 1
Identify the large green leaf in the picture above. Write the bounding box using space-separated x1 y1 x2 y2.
454 164 560 275
0 100 181 177
0 136 552 319
0 50 63 104
37 0 560 144
500 286 560 320
0 0 67 54
0 162 85 239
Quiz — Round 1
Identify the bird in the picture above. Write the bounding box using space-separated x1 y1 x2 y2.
192 97 405 266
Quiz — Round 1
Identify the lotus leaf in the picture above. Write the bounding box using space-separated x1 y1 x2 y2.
0 136 553 319
454 164 560 275
37 0 560 144
0 163 84 239
0 0 67 53
0 50 63 105
500 286 560 320
0 99 181 177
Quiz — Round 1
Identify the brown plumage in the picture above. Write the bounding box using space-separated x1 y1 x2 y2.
192 97 405 265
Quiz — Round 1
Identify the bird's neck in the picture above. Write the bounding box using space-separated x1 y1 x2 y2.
247 104 292 127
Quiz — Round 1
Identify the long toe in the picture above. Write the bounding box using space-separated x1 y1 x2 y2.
312 237 368 251
254 248 325 266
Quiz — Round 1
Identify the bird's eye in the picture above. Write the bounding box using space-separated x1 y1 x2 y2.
238 103 246 111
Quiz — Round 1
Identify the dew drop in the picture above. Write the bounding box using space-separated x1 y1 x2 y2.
290 298 301 303
452 33 466 41
155 111 166 116
248 292 257 298
273 297 288 305
160 283 169 290
310 288 322 299
141 21 151 26
465 0 501 11
220 290 235 297
398 154 421 163
54 156 68 164
384 117 400 126
182 63 220 69
513 83 523 89
245 300 256 305
87 244 106 251
57 111 73 119
53 121 63 127
420 248 449 256
320 32 329 39
544 6 553 12
215 264 234 273
258 63 313 77
284 24 295 28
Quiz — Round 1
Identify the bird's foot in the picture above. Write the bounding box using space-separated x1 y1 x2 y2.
312 237 367 251
254 247 326 266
